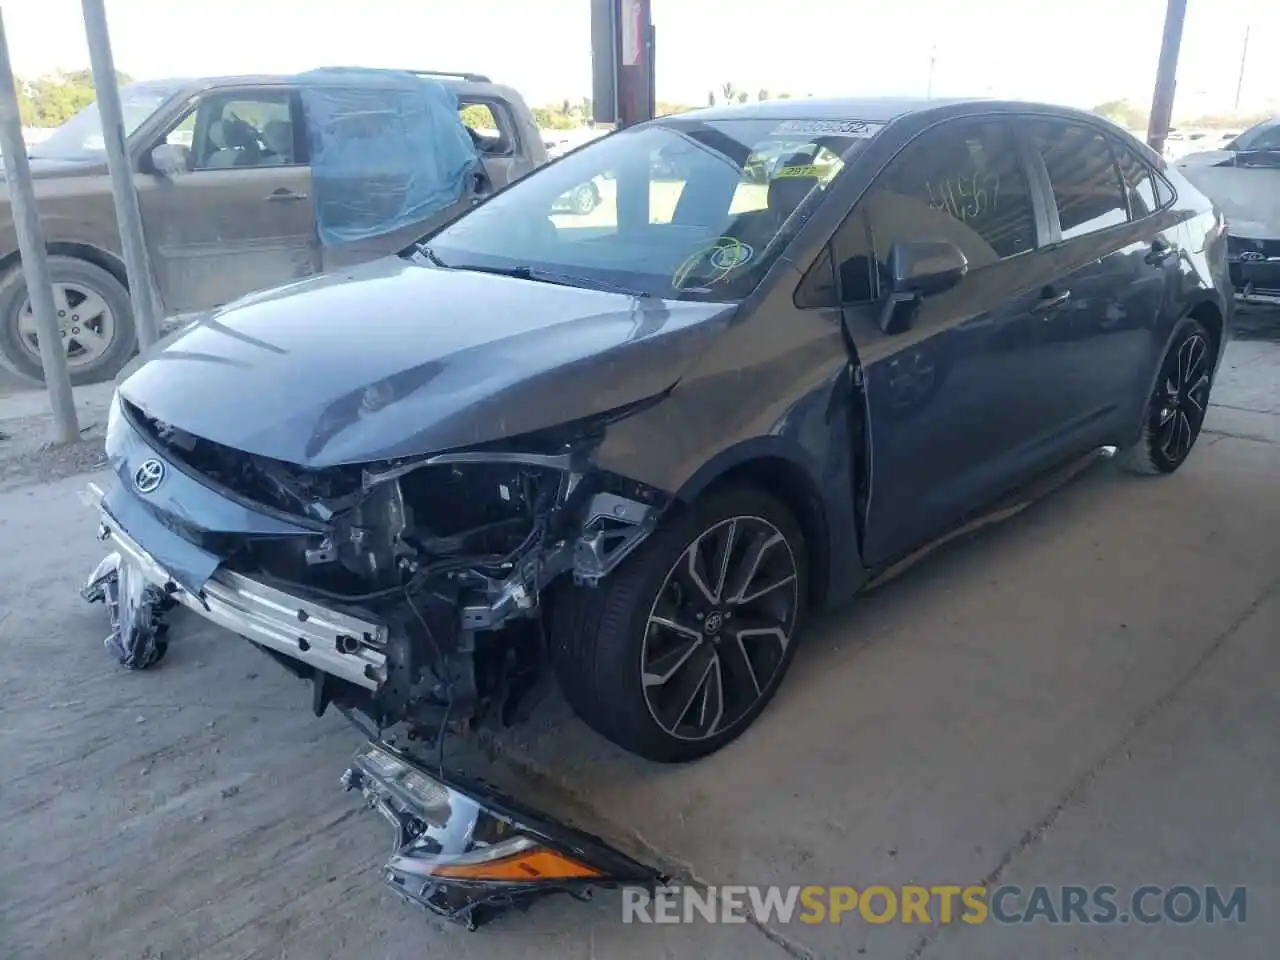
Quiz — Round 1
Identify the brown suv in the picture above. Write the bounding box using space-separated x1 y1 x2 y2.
0 70 546 384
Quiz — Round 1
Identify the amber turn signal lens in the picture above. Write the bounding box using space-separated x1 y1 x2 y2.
429 848 604 882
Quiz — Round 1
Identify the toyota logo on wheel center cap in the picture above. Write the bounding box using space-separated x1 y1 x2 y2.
133 458 166 494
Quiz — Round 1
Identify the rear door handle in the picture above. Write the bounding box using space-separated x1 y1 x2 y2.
1032 288 1072 313
266 189 308 202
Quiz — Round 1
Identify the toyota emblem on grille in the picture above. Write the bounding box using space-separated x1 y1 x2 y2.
133 458 166 494
1240 251 1265 262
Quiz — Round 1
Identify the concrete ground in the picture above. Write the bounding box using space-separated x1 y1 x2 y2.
1 326 1278 959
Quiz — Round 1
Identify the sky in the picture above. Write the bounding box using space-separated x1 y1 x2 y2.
3 0 1277 119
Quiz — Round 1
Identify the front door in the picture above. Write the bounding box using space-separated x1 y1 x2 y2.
837 117 1062 567
139 87 320 314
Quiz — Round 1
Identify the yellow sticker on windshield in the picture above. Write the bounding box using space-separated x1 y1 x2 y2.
773 164 821 179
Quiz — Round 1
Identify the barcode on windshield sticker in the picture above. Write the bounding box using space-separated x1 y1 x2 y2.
771 119 880 138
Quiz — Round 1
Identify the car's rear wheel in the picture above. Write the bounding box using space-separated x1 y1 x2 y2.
0 255 136 385
552 486 807 762
1119 317 1214 475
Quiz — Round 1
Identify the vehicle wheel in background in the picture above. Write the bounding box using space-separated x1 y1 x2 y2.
0 255 137 386
1119 317 1214 475
552 485 808 762
569 182 599 215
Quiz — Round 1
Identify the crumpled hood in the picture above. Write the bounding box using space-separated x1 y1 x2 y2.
119 256 733 467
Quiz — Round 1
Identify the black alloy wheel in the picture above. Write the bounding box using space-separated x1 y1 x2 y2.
1121 318 1214 475
640 514 800 743
551 486 808 762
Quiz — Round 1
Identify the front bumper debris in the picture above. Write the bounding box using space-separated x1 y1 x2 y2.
84 482 389 691
81 551 175 669
342 739 663 929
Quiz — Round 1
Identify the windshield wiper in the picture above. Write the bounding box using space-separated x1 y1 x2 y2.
530 270 652 298
409 242 449 268
428 257 652 298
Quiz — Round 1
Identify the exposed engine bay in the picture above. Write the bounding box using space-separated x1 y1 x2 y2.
98 397 668 746
82 398 674 925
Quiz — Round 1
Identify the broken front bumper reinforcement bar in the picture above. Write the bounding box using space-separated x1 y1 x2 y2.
84 482 388 691
81 483 663 926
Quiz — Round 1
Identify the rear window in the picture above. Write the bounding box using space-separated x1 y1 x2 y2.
1112 141 1173 218
427 116 882 301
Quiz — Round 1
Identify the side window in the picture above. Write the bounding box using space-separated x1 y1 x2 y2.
1242 125 1280 151
191 90 299 171
459 101 513 156
163 110 196 149
1029 122 1127 239
863 119 1037 278
1112 141 1172 218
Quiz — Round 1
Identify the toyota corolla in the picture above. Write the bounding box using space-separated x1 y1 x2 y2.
83 96 1231 923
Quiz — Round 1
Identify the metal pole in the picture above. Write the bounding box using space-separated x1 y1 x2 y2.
0 11 79 441
1233 25 1250 112
927 46 937 99
1146 0 1187 156
81 0 161 351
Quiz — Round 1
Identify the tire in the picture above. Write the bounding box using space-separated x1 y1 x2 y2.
551 485 809 762
569 183 598 215
1119 317 1214 476
0 255 136 386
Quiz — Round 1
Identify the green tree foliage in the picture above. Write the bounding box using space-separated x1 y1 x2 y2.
1091 99 1149 130
17 70 132 127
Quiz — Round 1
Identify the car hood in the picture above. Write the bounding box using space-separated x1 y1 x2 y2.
118 256 733 467
1176 152 1280 240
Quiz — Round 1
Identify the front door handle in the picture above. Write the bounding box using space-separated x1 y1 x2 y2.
1032 288 1072 313
266 189 308 202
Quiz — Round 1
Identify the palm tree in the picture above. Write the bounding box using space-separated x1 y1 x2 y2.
721 82 737 104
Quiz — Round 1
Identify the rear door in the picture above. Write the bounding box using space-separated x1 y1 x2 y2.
139 86 319 313
1020 119 1176 446
832 117 1064 565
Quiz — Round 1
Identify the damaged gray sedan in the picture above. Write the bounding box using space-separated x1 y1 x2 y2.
84 97 1231 920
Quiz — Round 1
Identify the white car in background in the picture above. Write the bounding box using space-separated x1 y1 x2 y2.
1175 117 1280 306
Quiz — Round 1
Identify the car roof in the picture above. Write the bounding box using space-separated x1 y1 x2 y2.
149 71 511 100
681 96 1111 127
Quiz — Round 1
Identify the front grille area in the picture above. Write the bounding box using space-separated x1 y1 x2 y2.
122 398 363 518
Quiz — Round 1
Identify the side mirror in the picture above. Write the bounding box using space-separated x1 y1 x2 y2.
148 142 190 177
877 239 968 334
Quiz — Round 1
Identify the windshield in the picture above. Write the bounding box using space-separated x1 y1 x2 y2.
426 116 879 300
29 82 184 160
1226 119 1280 153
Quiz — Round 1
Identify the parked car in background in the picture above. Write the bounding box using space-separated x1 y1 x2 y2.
90 97 1231 786
1175 116 1280 306
0 70 546 384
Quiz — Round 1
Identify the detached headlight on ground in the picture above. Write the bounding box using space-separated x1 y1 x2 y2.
343 741 661 928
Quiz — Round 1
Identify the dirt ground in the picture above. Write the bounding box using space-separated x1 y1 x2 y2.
1 325 1278 959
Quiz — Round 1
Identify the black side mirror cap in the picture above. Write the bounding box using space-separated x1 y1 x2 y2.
876 239 968 334
888 239 968 296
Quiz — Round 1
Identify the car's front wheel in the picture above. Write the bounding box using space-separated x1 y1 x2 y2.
1119 317 1214 475
552 486 808 762
0 255 137 385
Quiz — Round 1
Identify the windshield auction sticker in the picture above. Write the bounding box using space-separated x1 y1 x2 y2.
771 119 883 138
